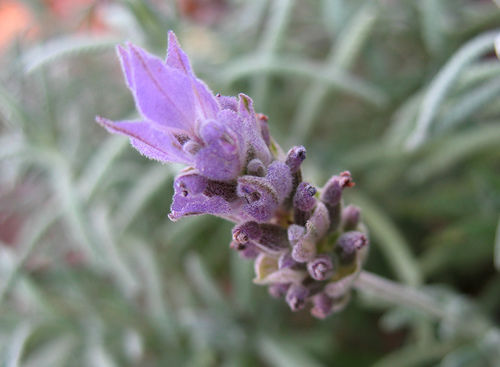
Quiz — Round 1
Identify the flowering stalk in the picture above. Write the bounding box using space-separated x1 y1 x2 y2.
96 31 370 318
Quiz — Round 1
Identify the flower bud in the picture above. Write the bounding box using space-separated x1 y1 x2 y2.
320 171 354 232
232 221 262 244
293 182 317 212
342 205 360 231
306 201 330 238
285 284 309 311
266 161 293 202
307 254 334 281
310 293 334 319
336 231 368 265
320 171 354 207
285 146 306 174
292 238 316 263
293 182 317 225
268 283 290 298
247 158 267 177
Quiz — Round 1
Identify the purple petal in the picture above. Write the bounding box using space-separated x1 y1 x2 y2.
216 94 238 111
126 44 196 132
168 171 239 221
116 45 134 90
165 31 193 74
195 117 244 181
254 224 289 255
238 94 272 165
165 32 219 120
96 117 192 164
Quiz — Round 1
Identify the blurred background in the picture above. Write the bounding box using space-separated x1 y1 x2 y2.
1 0 500 366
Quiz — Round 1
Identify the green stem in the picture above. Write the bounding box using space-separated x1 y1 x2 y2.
353 271 492 338
354 271 447 320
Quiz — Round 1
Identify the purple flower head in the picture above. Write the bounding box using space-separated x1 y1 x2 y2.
96 31 370 319
97 31 271 182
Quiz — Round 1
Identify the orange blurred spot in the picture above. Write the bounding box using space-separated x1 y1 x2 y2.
44 0 110 34
44 0 94 18
0 0 37 52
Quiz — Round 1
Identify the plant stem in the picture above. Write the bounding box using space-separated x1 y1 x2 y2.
354 271 447 319
353 271 492 338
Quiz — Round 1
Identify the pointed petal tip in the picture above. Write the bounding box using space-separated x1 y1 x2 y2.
168 212 179 222
167 30 178 44
238 93 254 113
95 115 111 128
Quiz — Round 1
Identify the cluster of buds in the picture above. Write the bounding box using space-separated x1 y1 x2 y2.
96 32 369 318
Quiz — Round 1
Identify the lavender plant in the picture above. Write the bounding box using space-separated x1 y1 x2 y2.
96 32 369 318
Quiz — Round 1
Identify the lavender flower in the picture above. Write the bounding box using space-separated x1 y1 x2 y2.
96 31 370 319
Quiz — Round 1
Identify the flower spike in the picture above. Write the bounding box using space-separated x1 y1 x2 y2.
96 31 369 319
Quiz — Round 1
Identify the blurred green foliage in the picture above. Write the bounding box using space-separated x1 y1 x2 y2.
0 0 500 366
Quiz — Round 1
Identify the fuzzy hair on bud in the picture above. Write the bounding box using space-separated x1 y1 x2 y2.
286 284 309 311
